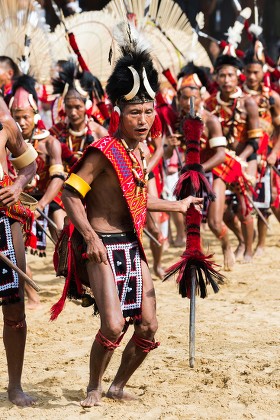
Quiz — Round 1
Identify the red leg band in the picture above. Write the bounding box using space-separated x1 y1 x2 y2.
218 225 228 240
132 333 160 353
4 315 26 329
95 329 125 351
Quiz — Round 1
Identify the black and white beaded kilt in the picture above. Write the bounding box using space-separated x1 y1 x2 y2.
98 231 143 320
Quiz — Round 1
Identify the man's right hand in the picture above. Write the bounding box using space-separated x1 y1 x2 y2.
86 236 108 264
179 196 204 214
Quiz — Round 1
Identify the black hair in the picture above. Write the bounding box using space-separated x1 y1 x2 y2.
0 56 20 78
214 54 243 72
12 74 38 103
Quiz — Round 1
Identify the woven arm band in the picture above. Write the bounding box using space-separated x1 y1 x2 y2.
10 143 38 170
64 173 91 198
49 164 66 180
209 136 227 148
247 128 263 139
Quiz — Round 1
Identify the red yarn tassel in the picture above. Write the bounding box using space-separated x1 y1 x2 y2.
97 101 110 120
162 68 177 90
68 32 90 72
37 118 45 130
165 112 223 298
108 107 120 136
150 113 162 139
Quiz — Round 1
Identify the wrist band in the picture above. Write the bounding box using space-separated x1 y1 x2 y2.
64 173 91 198
10 143 38 170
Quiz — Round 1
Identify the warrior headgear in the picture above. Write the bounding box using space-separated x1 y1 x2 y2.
177 62 210 93
214 54 243 73
106 23 159 135
52 60 104 107
9 75 42 126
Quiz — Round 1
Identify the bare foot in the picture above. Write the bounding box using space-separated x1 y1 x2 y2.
80 389 102 407
223 247 235 271
8 388 36 407
106 387 138 401
242 253 253 264
234 242 245 262
173 238 185 248
254 246 264 257
26 299 41 310
153 265 165 280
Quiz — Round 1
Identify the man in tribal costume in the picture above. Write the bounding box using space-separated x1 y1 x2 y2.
51 27 203 407
243 46 280 255
205 54 261 263
50 62 108 171
10 75 66 246
0 91 37 406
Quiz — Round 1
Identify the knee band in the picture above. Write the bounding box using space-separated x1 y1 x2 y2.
4 315 26 329
95 329 124 351
218 225 228 240
132 333 160 353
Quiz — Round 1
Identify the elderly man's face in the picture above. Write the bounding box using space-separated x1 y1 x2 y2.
65 97 86 127
119 102 155 143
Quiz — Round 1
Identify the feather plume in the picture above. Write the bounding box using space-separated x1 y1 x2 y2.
226 7 252 48
105 0 212 84
49 10 116 86
0 0 52 84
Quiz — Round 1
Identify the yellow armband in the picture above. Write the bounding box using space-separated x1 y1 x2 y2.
247 128 263 139
64 173 91 198
49 164 66 180
10 143 38 170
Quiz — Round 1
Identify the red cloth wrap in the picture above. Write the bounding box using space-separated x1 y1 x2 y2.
0 173 37 248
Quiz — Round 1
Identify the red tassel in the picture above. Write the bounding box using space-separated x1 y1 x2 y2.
150 113 162 139
108 107 120 136
97 101 110 120
25 231 37 249
37 119 46 130
68 32 90 72
155 92 166 106
162 68 177 90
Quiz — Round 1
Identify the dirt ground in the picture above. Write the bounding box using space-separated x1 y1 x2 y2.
0 216 279 420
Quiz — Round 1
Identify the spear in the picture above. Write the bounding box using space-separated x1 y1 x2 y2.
164 97 223 367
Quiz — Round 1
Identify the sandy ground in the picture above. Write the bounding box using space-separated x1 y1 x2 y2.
0 216 279 420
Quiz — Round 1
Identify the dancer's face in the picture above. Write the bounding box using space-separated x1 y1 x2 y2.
65 97 86 127
178 87 201 113
12 108 35 139
119 102 155 143
244 63 264 90
216 65 239 95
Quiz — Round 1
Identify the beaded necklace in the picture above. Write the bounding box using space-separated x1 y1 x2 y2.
120 138 148 196
67 126 88 154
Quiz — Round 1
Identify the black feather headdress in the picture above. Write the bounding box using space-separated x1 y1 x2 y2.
106 23 159 106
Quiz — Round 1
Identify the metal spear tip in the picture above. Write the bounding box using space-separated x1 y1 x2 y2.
189 97 202 122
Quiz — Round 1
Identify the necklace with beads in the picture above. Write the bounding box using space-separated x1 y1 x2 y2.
68 126 88 153
120 138 149 196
